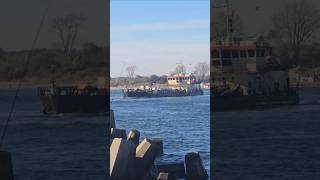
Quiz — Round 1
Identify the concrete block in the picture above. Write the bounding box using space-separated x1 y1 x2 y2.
185 152 208 180
110 138 136 180
110 128 127 139
150 138 163 156
127 129 140 147
109 110 116 128
157 172 178 180
156 162 185 178
0 151 14 180
136 138 159 178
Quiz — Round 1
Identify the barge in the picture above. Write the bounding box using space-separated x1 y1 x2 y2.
123 73 204 98
38 85 108 114
211 0 299 110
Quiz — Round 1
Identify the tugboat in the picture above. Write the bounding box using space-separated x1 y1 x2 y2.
123 73 203 98
38 80 108 114
211 0 299 110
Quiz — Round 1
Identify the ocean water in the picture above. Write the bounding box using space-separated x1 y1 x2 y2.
0 89 106 180
213 88 320 179
111 89 210 174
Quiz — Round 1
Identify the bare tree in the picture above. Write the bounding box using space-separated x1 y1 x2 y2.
194 62 210 82
51 14 86 60
174 64 186 74
126 65 136 79
272 0 320 65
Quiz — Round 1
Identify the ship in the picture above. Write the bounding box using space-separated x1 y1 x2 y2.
38 81 108 115
123 73 203 98
211 0 299 110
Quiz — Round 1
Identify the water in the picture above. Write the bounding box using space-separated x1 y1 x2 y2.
111 89 210 174
0 89 106 180
213 88 320 179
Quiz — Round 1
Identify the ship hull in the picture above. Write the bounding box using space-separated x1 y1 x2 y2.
212 92 299 111
39 95 108 114
123 89 203 98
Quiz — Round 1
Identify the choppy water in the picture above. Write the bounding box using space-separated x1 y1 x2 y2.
213 88 320 179
0 89 106 180
111 89 210 174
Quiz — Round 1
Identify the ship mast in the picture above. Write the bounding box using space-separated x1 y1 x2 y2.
213 0 234 43
225 0 233 43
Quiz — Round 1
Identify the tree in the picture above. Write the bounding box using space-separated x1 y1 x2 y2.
149 74 159 83
194 62 210 82
271 0 320 65
174 64 186 74
51 14 86 60
126 65 136 79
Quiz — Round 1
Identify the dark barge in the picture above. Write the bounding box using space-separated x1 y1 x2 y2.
123 73 204 98
123 87 203 98
38 86 108 114
212 89 299 111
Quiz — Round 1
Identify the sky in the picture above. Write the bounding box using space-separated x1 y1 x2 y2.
110 1 210 77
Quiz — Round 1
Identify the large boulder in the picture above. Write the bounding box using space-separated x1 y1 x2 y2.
150 138 163 156
156 162 185 178
135 138 159 178
0 151 14 180
157 172 179 180
109 110 116 128
110 128 127 139
127 129 140 147
185 152 208 180
110 138 136 180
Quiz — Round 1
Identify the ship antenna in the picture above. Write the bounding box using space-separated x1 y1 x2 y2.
212 0 234 43
0 3 50 148
226 0 234 43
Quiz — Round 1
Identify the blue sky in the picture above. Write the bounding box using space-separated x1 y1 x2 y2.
110 0 210 77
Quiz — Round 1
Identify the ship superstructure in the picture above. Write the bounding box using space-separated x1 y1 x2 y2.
211 0 299 110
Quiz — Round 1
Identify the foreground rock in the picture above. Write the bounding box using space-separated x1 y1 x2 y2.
127 129 140 147
156 162 185 178
110 128 127 139
0 151 14 180
150 138 163 156
136 138 160 178
185 152 208 180
157 172 178 180
110 138 136 180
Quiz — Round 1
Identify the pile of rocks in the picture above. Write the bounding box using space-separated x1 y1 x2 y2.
109 110 208 180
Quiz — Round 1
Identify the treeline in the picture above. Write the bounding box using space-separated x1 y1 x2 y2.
0 43 108 83
111 75 168 87
110 74 210 87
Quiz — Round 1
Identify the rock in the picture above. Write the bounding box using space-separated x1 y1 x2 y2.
109 110 116 128
157 172 178 180
127 129 140 147
185 152 208 180
150 138 163 156
110 138 136 180
110 128 127 139
156 162 185 178
136 138 159 178
0 151 14 180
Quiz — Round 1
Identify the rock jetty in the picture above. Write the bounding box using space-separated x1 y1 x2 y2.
109 110 208 180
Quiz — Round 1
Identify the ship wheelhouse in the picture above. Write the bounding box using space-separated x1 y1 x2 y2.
211 40 274 73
